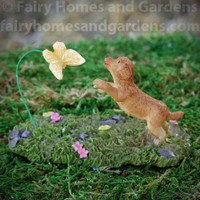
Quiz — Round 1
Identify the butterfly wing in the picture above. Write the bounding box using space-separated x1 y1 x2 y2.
49 63 64 80
62 49 85 66
43 50 59 64
53 41 67 60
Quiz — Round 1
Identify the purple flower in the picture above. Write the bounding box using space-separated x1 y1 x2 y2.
51 112 62 123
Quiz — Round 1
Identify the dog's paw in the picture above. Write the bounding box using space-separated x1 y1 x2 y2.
98 89 105 94
93 78 104 89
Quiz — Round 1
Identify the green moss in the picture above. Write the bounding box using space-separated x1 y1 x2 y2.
9 114 190 168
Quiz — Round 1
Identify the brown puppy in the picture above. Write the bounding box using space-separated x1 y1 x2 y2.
93 56 184 143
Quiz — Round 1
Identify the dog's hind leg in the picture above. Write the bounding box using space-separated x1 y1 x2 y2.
147 121 166 144
163 121 169 133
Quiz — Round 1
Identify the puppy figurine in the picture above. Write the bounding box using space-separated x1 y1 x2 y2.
93 56 184 143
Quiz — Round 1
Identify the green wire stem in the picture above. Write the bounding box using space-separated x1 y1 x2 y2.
16 49 43 127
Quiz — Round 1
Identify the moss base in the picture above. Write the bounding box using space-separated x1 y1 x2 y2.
9 114 190 168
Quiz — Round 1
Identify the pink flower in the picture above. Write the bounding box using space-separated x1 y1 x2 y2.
169 120 178 125
51 112 62 123
78 148 89 158
72 141 83 152
72 141 89 158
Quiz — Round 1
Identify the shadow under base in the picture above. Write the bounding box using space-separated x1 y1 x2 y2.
9 114 190 168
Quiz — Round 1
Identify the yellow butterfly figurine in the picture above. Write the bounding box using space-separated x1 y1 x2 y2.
43 41 85 80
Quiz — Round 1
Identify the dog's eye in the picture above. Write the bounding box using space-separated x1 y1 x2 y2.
118 61 120 63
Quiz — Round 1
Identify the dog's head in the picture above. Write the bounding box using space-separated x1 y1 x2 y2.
104 56 134 81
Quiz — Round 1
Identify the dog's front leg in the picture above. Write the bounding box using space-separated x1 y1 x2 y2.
93 79 121 101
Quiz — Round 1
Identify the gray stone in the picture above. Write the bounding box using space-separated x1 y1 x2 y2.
9 130 31 147
21 130 31 138
158 149 176 158
101 120 116 125
9 138 20 147
9 130 19 139
77 133 88 140
112 115 126 123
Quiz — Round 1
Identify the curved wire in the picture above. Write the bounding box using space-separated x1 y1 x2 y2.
16 49 43 127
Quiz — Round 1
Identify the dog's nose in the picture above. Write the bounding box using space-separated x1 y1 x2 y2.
105 55 109 58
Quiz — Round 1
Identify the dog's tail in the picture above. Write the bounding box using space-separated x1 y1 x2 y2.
167 111 184 120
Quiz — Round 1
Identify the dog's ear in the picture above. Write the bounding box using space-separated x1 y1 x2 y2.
131 62 134 74
126 59 134 75
124 57 134 75
118 63 133 80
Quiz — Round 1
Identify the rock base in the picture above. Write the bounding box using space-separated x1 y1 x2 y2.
9 114 190 168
